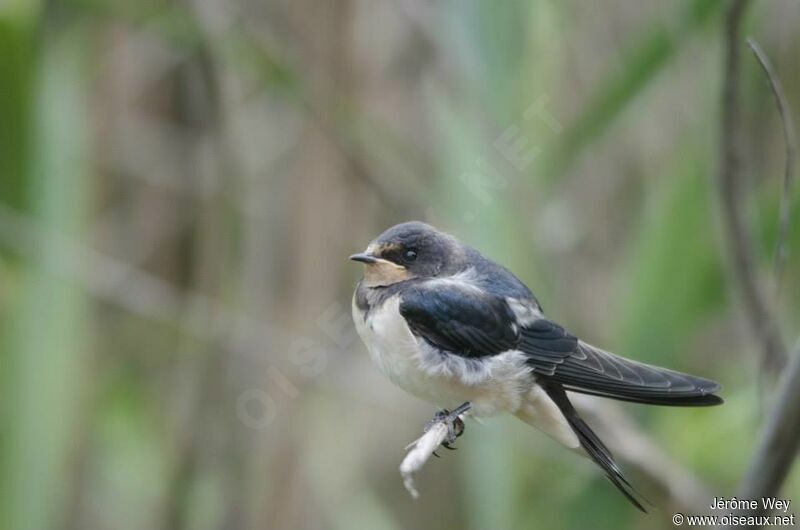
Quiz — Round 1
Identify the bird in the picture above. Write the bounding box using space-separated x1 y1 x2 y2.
350 221 723 511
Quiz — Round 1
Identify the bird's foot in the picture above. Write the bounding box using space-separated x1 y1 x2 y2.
424 402 471 450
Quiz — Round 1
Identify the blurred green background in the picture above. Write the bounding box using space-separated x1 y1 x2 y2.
1 1 799 529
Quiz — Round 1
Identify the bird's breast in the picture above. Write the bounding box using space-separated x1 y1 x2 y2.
352 293 430 394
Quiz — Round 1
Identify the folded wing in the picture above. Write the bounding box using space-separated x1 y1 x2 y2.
398 282 519 357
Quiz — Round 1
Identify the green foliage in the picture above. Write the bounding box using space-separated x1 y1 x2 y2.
541 0 723 182
617 152 727 365
0 14 35 211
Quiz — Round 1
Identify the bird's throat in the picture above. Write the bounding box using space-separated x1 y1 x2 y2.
363 260 410 287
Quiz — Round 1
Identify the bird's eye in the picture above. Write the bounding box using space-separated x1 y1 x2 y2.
403 249 418 262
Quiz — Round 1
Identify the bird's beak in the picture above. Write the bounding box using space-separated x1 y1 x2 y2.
349 253 378 264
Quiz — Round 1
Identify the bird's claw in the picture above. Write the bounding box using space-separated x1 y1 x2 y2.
424 406 467 449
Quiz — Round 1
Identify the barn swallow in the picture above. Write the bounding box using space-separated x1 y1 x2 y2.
350 221 722 511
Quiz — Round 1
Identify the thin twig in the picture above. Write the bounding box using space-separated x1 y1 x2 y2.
399 423 450 499
716 0 787 376
746 38 797 293
399 403 471 499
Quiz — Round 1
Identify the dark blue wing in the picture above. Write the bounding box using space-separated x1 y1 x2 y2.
399 282 520 357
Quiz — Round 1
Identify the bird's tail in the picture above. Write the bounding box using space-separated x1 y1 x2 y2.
543 382 649 512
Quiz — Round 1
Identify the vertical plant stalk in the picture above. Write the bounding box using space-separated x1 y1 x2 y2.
716 0 787 376
729 343 800 525
1 24 91 530
745 38 797 294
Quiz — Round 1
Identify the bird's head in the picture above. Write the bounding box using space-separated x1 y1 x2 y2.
350 221 463 287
